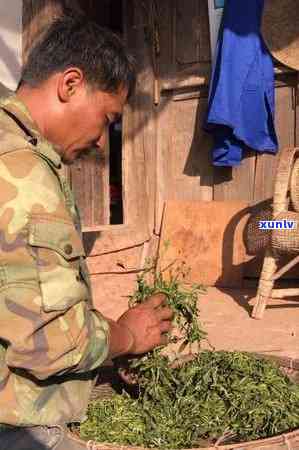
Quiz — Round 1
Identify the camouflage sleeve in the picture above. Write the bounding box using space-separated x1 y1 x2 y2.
0 150 109 380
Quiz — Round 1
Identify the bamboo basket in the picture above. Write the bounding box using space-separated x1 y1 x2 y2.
70 355 299 450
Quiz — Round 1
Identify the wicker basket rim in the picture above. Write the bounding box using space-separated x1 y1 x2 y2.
71 428 299 450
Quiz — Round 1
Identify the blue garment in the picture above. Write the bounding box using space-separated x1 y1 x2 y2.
205 0 278 167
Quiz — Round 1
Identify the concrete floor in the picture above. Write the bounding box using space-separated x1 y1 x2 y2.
198 287 299 360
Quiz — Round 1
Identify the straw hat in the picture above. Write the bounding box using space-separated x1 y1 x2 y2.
262 0 299 71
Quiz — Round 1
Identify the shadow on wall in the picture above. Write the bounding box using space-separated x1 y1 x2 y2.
216 199 274 316
183 87 214 190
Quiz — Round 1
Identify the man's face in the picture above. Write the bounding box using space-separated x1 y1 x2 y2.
58 83 128 164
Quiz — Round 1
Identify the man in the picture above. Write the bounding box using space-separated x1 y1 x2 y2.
0 15 173 450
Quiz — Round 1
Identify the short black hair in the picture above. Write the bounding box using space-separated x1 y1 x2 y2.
20 15 136 97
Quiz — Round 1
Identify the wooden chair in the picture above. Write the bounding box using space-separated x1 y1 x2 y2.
252 146 299 319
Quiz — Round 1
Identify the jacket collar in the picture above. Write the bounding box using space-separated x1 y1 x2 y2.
0 93 62 169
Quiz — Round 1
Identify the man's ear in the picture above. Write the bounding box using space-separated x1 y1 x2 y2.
57 67 84 102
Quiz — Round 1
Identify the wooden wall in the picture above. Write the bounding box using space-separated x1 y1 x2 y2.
22 0 83 62
123 0 299 283
154 0 213 231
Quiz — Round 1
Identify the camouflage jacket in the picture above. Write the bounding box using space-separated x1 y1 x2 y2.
0 92 109 426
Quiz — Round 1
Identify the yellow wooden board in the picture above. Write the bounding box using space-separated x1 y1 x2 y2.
159 200 249 288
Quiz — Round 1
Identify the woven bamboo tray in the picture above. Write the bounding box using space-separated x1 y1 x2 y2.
70 354 299 450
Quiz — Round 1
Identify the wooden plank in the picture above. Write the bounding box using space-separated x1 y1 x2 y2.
253 153 277 202
213 152 257 202
174 0 211 65
154 0 174 234
156 94 214 232
158 0 212 87
159 200 249 287
199 0 211 62
83 225 150 256
175 0 200 65
161 70 210 92
121 1 150 234
168 96 213 200
158 0 175 82
155 96 169 234
95 137 110 225
87 245 143 275
122 99 148 227
276 85 296 149
71 146 110 228
125 1 157 233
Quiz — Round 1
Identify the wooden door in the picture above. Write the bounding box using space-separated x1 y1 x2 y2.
154 0 214 232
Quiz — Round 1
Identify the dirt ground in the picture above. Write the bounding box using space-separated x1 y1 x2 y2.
91 274 299 361
199 287 299 360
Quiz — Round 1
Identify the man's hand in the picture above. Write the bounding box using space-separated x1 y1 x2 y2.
106 293 173 358
117 293 173 354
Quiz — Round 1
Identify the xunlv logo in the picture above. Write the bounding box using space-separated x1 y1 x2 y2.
258 220 297 230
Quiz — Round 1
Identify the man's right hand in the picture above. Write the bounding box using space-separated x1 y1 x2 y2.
106 293 174 358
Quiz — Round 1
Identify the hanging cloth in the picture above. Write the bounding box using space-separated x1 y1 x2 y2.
205 0 278 167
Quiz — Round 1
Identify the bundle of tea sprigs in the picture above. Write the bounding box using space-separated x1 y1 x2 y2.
79 257 299 448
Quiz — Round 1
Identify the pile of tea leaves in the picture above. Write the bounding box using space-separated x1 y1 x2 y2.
80 350 299 448
79 258 299 448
